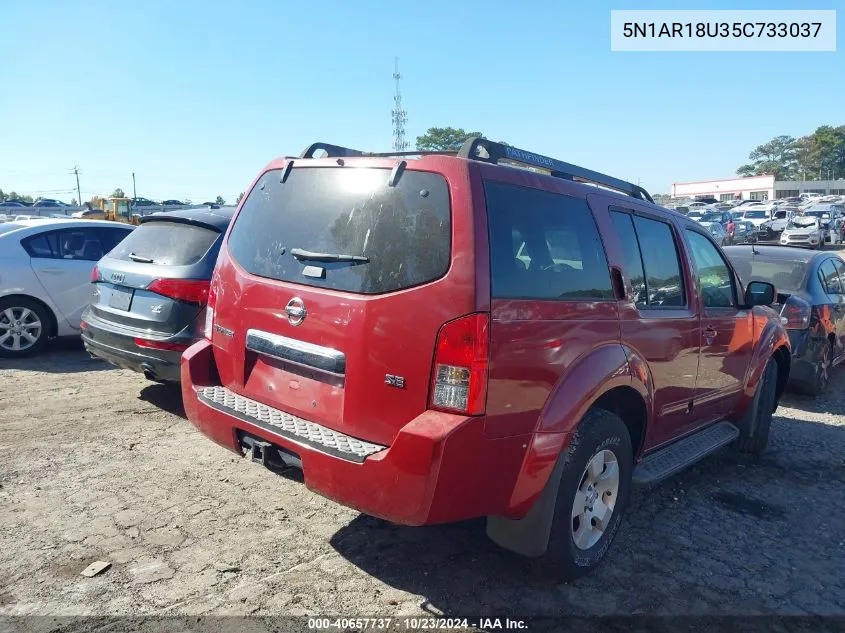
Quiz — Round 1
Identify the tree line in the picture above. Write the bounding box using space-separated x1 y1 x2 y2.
737 124 845 180
1 188 228 206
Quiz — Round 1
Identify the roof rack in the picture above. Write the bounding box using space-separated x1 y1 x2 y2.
298 143 454 159
457 137 653 203
297 138 653 203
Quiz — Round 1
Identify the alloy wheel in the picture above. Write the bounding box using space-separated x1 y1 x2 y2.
818 344 831 391
0 307 43 352
571 449 620 550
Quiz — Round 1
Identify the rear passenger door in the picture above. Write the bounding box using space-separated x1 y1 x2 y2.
684 229 754 421
483 180 620 439
24 227 110 331
606 207 701 447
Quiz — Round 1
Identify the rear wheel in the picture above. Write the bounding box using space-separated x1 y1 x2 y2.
0 298 50 358
807 341 833 397
533 408 633 582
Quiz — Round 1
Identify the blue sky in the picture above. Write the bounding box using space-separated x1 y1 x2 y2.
1 0 841 202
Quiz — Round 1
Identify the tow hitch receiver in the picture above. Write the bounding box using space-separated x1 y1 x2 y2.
240 435 273 466
238 432 303 470
250 440 272 465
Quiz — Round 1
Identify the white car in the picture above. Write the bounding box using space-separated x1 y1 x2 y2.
0 219 134 357
780 216 823 249
737 208 771 228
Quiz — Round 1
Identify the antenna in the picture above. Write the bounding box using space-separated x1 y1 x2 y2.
391 57 408 152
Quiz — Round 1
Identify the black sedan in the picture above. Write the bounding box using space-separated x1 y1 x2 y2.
725 245 845 395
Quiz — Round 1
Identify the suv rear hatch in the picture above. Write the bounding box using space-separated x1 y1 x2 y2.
91 217 223 338
208 159 473 447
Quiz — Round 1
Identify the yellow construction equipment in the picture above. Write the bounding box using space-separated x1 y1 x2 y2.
95 197 140 225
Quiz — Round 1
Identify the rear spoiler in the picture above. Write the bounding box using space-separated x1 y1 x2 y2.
138 214 227 232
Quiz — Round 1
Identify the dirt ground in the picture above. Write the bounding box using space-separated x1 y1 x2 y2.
1 339 844 624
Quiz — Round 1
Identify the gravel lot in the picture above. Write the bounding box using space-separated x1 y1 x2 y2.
1 338 844 623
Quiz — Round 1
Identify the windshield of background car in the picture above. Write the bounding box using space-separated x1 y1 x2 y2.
226 167 451 294
745 211 767 219
727 253 809 295
701 213 722 222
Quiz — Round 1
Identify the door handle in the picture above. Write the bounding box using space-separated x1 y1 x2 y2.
37 267 63 274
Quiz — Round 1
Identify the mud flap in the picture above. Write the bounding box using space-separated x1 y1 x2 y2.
485 455 566 558
736 364 765 441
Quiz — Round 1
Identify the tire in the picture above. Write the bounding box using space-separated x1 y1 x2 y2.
532 408 633 582
734 358 777 455
806 340 833 397
0 297 51 358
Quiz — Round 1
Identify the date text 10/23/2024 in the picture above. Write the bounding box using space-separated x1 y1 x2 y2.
307 618 529 631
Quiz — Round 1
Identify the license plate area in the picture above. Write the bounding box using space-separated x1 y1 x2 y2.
109 286 134 311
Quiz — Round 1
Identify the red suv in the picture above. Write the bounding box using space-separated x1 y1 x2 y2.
181 138 791 580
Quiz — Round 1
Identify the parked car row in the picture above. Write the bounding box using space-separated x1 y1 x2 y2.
0 198 72 208
2 139 842 584
682 198 845 249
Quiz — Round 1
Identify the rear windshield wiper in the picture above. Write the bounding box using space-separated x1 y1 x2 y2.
128 252 155 263
290 248 370 264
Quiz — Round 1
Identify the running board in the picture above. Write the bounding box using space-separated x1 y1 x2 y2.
632 421 740 486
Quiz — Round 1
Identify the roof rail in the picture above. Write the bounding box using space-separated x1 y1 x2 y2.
298 142 455 159
457 137 654 203
296 138 653 203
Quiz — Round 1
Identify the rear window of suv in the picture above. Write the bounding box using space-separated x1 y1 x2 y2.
107 221 219 266
226 167 451 294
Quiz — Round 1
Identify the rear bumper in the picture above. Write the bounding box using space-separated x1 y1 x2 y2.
81 316 186 382
181 339 530 526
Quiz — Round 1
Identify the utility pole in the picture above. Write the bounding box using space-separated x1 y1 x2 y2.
132 172 137 200
72 166 82 207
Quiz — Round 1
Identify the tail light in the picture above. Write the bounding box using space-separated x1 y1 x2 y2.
146 279 209 304
780 297 811 330
133 338 190 352
429 313 490 416
91 265 102 282
203 283 217 340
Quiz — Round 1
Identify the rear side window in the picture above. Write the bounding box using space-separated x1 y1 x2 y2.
819 259 843 295
227 167 451 294
485 181 613 300
833 260 845 292
22 227 119 262
107 222 219 266
631 216 686 308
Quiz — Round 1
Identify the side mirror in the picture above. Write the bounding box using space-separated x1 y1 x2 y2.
745 281 775 307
